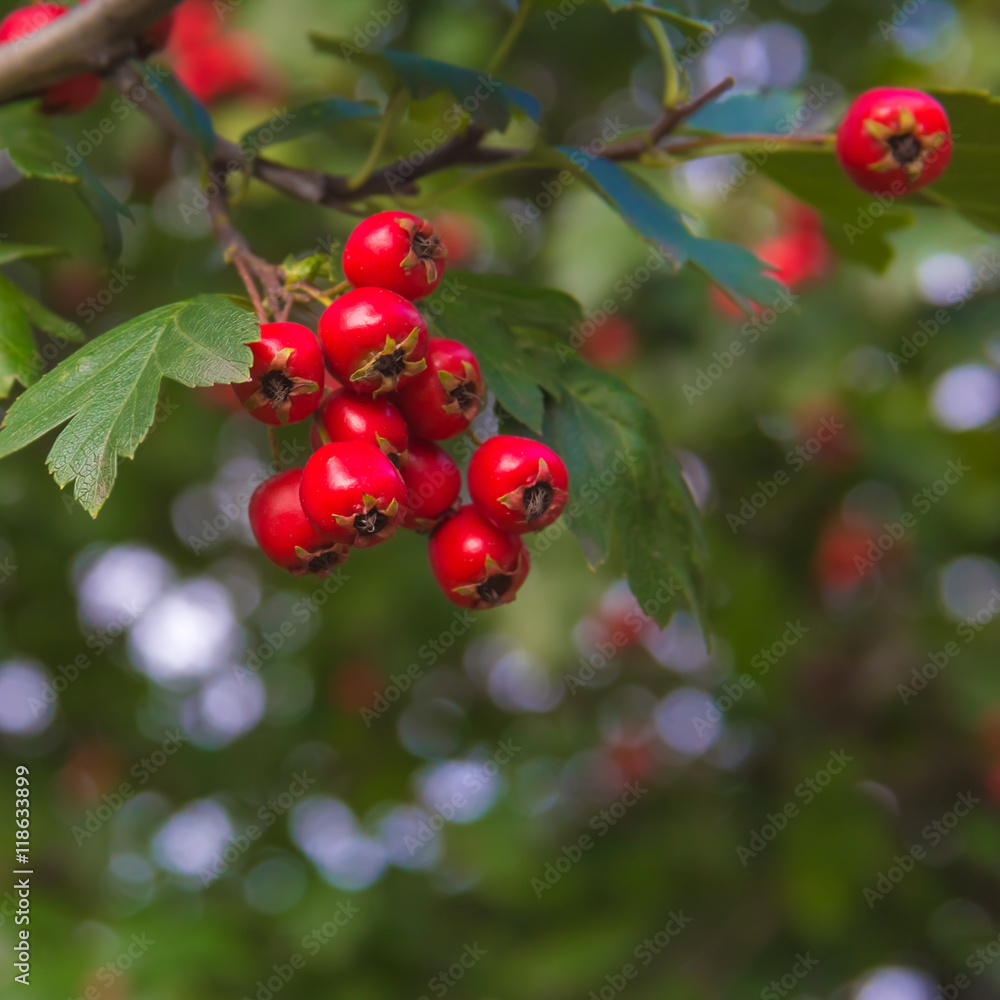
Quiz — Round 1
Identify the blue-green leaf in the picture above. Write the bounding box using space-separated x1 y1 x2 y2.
556 148 783 307
685 91 805 135
142 65 216 163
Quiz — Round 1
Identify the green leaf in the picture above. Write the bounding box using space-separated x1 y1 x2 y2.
309 37 542 129
0 296 259 515
760 152 911 272
544 356 707 625
556 148 784 307
0 272 83 399
685 91 805 135
0 275 38 399
142 65 216 163
600 0 713 41
0 101 75 182
0 243 62 266
918 90 1000 231
0 103 133 259
420 272 583 433
241 98 379 151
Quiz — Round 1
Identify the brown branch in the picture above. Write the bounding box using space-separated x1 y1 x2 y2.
0 0 181 104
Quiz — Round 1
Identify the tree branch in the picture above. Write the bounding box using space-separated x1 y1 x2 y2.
0 0 182 104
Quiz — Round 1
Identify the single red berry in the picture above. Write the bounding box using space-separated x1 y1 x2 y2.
836 87 952 196
428 506 530 609
319 287 428 395
300 441 407 548
393 337 484 441
400 438 462 532
0 5 101 113
317 388 409 459
233 322 323 426
579 316 638 369
468 435 569 534
342 210 447 301
248 469 350 576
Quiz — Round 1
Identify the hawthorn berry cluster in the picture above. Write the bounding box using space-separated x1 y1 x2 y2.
241 211 569 610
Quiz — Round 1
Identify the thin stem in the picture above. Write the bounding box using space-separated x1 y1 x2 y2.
231 255 267 322
487 0 534 75
666 132 835 158
643 14 680 108
347 88 409 190
290 283 334 307
267 428 283 469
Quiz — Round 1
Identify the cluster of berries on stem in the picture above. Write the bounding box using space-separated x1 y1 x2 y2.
241 211 569 610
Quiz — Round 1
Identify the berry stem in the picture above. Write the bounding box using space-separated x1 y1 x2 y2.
267 427 283 470
347 88 409 191
664 132 836 159
487 0 535 75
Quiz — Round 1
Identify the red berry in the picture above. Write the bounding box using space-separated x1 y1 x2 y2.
299 441 407 548
428 506 530 609
579 316 638 369
317 388 409 459
249 469 350 576
467 435 569 534
342 210 446 301
393 337 483 441
319 288 428 395
0 5 100 113
399 438 462 532
836 87 952 196
233 322 323 426
143 11 175 51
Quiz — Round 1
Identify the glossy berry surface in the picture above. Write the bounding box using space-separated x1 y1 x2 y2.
300 441 408 548
318 388 409 459
393 337 483 441
836 87 952 196
428 506 530 609
319 287 428 395
0 5 101 113
468 435 569 533
343 210 447 301
400 438 462 531
233 322 323 426
248 469 349 576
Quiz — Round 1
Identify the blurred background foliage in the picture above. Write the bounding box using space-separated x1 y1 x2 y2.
3 0 1000 999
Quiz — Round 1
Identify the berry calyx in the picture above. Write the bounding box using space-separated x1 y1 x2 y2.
317 388 409 459
428 506 530 609
0 5 101 113
249 469 350 576
836 87 952 196
399 438 462 532
233 322 323 426
319 287 428 395
342 210 447 301
393 337 484 441
468 435 569 534
299 441 408 548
